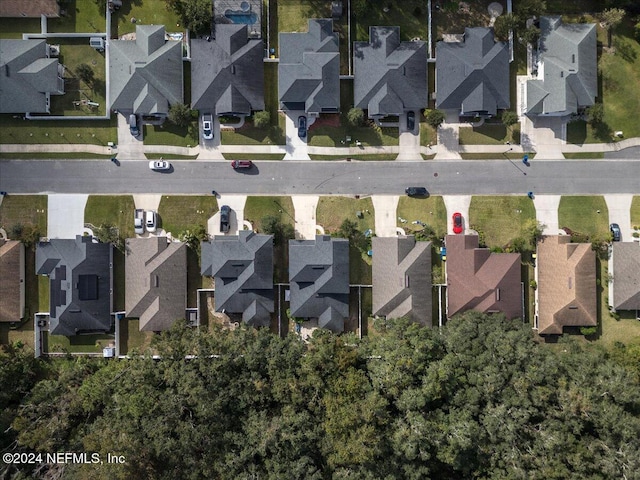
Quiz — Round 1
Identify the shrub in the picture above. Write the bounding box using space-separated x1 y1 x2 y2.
635 22 640 42
423 109 446 129
586 104 604 126
529 280 537 290
580 326 597 336
253 111 270 129
501 110 519 128
168 103 192 127
347 108 365 127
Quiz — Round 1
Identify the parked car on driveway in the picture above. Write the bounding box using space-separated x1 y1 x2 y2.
148 160 170 171
405 187 428 197
220 205 231 233
145 210 157 233
610 223 621 242
231 160 253 170
202 114 213 140
406 111 415 131
298 116 307 138
129 114 139 137
452 212 463 234
134 209 145 235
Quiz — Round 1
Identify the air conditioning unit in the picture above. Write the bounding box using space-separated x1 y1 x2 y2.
49 44 60 57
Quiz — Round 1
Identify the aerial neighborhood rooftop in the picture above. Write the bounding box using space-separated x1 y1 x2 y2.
0 0 639 358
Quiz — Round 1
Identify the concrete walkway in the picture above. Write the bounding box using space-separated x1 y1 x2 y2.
283 112 310 160
533 195 561 235
371 195 400 237
443 195 471 234
605 194 633 241
116 113 144 160
291 195 319 239
208 195 246 236
48 194 89 239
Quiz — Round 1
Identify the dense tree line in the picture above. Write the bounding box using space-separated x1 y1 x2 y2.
2 313 640 479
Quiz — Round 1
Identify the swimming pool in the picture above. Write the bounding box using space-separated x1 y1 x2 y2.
224 9 258 24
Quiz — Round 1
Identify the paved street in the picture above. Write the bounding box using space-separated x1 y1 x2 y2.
0 159 639 196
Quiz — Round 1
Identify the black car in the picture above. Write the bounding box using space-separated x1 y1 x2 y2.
405 187 428 197
220 205 231 233
610 223 621 242
298 116 307 138
406 111 415 131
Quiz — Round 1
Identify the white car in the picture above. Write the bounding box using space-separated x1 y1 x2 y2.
145 210 157 233
202 114 213 140
149 160 170 171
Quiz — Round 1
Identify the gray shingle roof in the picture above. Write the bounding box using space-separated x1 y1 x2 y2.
201 231 274 327
125 237 187 332
289 235 349 332
109 25 183 115
435 27 509 116
0 39 64 113
612 242 640 311
354 26 427 117
0 239 25 322
191 24 264 115
526 17 597 115
372 236 432 325
35 236 112 336
278 19 340 113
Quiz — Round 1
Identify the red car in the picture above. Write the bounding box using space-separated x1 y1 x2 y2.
231 160 253 169
452 212 463 234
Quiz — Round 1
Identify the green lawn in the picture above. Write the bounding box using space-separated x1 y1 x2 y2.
0 153 113 159
111 0 182 36
0 115 117 145
309 125 399 147
0 195 48 238
244 196 295 233
630 196 640 229
397 196 447 240
276 0 329 38
48 0 107 34
119 319 154 355
221 153 285 160
146 154 199 160
316 196 375 234
458 123 520 145
558 196 609 239
0 17 41 38
420 122 436 147
355 0 428 42
469 196 537 248
38 275 50 312
84 195 136 240
157 196 219 237
143 119 199 147
309 154 397 160
45 332 115 354
563 152 605 159
460 153 536 160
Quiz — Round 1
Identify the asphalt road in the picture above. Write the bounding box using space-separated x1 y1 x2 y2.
0 159 639 196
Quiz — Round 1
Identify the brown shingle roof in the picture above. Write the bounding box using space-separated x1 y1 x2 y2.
611 242 640 311
446 235 522 320
125 237 187 332
0 239 25 322
0 0 59 17
372 236 432 326
537 235 596 334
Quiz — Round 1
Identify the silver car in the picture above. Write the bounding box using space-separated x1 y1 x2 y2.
148 160 170 171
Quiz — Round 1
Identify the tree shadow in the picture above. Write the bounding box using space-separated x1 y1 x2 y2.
615 37 637 63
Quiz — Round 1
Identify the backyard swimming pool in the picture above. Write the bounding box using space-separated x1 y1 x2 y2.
224 9 258 24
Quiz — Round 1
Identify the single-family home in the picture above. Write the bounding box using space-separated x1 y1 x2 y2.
354 26 427 118
446 234 522 320
279 19 340 114
610 242 640 312
191 24 264 117
536 235 596 334
0 239 25 323
526 17 597 116
109 25 183 120
0 39 65 114
289 235 349 332
435 27 509 117
35 235 113 336
372 236 432 325
125 237 187 332
201 231 274 327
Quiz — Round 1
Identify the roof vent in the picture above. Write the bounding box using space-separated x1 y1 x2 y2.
495 288 501 301
568 277 572 289
568 306 578 310
560 71 564 78
231 65 236 74
153 275 159 287
571 54 575 63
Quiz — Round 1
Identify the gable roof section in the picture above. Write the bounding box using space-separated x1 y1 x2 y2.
537 235 596 334
0 39 63 113
109 25 183 115
191 24 264 115
354 26 427 117
201 231 274 327
125 237 187 332
278 19 340 113
0 239 25 322
612 242 640 311
35 236 113 336
435 27 509 116
526 17 596 115
289 235 349 332
446 234 522 320
372 236 432 325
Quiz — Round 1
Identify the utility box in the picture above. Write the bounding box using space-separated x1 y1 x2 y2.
89 37 105 52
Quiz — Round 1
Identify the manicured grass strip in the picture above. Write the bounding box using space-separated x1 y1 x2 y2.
396 196 447 239
111 0 181 36
157 196 219 237
421 154 436 160
277 0 329 36
350 246 372 285
469 196 536 249
0 195 48 236
308 125 399 147
630 196 640 228
244 196 295 233
558 196 609 238
45 332 115 353
316 196 375 234
146 154 199 160
0 153 113 159
563 153 605 159
458 124 520 145
119 319 154 355
0 115 117 145
221 153 285 160
0 17 40 38
309 154 396 160
460 153 536 160
84 195 136 240
38 275 50 313
143 120 199 147
420 122 436 147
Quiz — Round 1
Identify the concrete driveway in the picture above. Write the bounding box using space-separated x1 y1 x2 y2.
198 114 224 159
283 111 310 160
397 111 421 161
48 194 89 239
292 195 319 239
443 195 471 234
605 194 633 241
372 195 400 237
533 195 561 235
116 113 144 160
209 195 246 236
528 116 566 160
